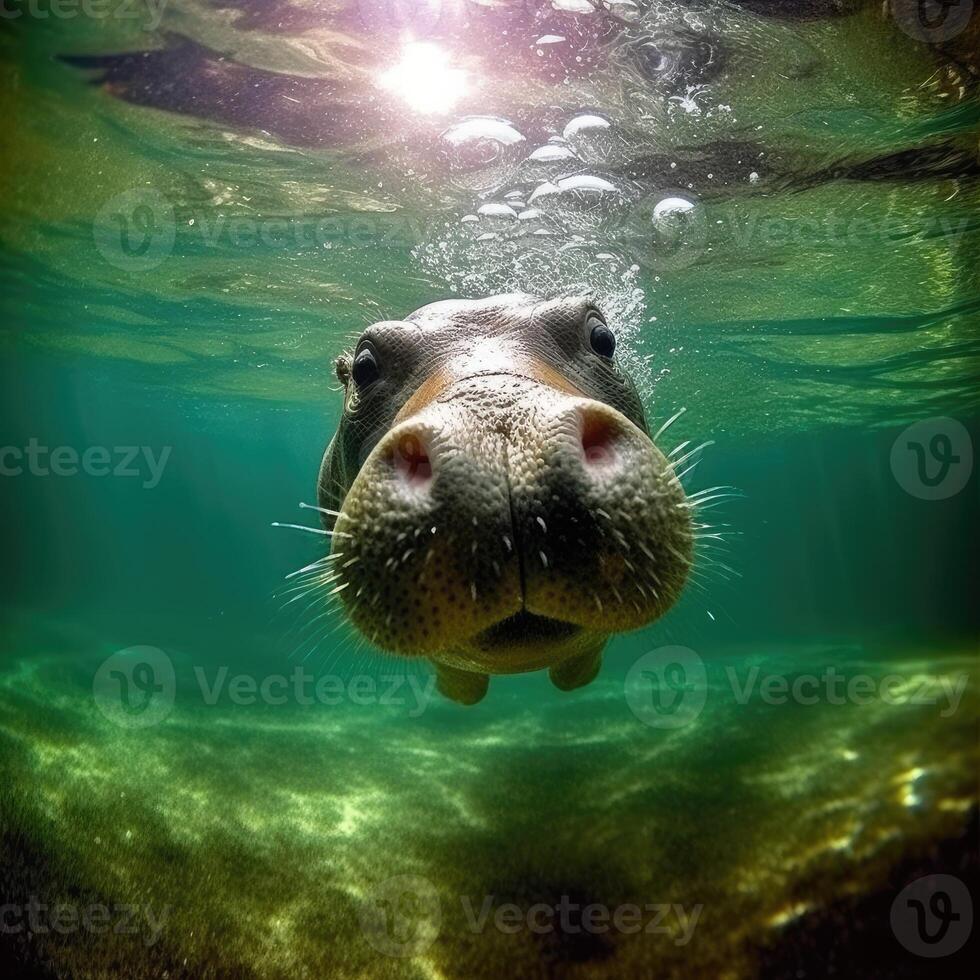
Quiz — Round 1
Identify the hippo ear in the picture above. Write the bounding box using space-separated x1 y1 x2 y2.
335 354 352 389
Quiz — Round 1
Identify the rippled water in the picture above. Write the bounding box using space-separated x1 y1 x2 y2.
1 3 978 978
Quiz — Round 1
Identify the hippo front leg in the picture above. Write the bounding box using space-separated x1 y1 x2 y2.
434 662 489 705
549 649 603 692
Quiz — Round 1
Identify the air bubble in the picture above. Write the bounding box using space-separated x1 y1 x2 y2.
440 117 526 193
562 113 617 164
528 143 578 164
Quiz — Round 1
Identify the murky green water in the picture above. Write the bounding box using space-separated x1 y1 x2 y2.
1 3 978 977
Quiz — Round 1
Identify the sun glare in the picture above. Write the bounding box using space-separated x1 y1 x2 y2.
379 42 469 116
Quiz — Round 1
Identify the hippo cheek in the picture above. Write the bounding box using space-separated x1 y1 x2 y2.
510 401 693 634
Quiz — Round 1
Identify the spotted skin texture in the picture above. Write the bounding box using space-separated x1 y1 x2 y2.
318 294 692 703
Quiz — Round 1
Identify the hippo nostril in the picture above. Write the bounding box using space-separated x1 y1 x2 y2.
580 411 620 469
392 430 433 488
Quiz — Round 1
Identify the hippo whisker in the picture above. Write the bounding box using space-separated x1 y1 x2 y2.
671 441 715 469
271 521 353 539
695 536 731 549
298 501 343 519
653 407 687 441
687 485 736 500
284 555 340 580
280 576 340 607
685 492 740 510
276 575 335 602
674 459 703 483
286 607 346 659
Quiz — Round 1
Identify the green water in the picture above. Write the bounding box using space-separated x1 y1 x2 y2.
1 3 978 977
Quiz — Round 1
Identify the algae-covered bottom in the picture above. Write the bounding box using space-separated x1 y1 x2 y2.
1 620 975 979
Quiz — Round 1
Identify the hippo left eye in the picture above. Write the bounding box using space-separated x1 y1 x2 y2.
588 318 616 359
352 346 381 388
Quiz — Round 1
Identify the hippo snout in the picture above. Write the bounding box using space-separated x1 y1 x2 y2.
317 294 694 703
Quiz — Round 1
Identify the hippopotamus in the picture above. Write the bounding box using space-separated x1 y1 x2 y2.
317 294 693 703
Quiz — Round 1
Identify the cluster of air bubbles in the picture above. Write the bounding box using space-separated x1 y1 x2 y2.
420 105 707 387
443 108 708 269
440 110 632 199
416 221 649 382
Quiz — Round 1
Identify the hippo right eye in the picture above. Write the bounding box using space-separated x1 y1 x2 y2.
588 318 616 359
352 347 381 388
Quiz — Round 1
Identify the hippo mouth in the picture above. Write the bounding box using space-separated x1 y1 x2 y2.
474 610 582 651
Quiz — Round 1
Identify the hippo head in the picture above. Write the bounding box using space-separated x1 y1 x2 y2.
317 294 692 704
